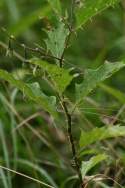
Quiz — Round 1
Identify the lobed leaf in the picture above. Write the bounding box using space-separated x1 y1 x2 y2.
76 60 125 103
30 58 73 94
0 69 57 118
75 0 120 29
80 125 125 148
45 23 69 59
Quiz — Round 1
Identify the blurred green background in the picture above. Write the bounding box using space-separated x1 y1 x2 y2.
0 0 125 187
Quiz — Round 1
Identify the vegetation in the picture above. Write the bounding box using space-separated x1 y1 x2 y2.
0 0 125 187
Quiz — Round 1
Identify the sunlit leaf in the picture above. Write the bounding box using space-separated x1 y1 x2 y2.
75 0 120 29
30 58 73 94
0 69 57 117
80 125 125 148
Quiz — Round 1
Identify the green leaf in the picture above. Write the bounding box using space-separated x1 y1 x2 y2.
30 58 73 94
81 154 107 178
45 23 69 59
80 125 125 148
75 0 120 29
76 60 125 103
47 0 62 15
99 83 125 104
79 149 99 158
0 69 57 118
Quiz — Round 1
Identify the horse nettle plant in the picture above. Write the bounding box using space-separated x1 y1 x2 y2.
0 0 125 187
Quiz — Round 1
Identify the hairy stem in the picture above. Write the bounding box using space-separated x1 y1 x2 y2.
62 100 83 187
59 25 84 188
59 3 83 184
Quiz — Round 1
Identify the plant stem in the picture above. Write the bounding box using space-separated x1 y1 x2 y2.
62 100 83 187
59 7 83 185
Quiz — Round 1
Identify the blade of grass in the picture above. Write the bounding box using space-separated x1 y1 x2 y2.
0 91 18 171
0 165 55 188
0 169 9 188
4 0 20 23
0 121 12 188
0 92 42 187
14 159 58 188
99 83 125 104
10 89 18 171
